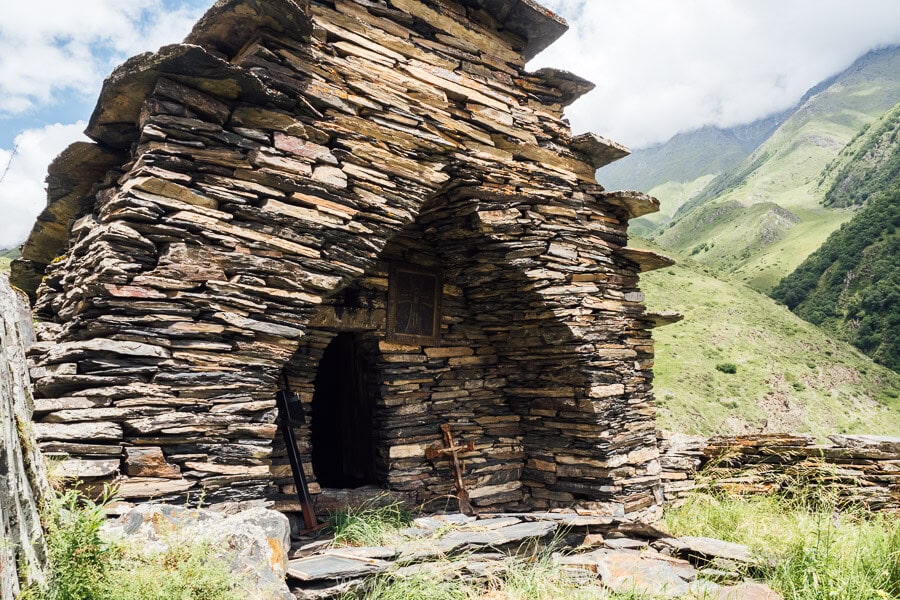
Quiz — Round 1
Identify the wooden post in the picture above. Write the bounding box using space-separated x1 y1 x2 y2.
1 275 50 599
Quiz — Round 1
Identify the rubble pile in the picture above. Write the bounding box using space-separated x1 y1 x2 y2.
287 512 782 599
660 433 900 512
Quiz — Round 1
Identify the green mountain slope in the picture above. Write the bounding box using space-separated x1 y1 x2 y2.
600 118 784 193
772 110 900 371
641 246 900 437
601 113 789 233
0 247 19 273
650 46 900 292
820 103 900 208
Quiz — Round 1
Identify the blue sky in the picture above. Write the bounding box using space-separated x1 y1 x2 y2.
0 0 209 147
1 0 900 248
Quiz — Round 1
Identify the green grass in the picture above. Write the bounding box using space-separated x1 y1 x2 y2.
329 497 413 547
667 492 900 600
21 487 242 600
640 244 900 437
0 246 20 272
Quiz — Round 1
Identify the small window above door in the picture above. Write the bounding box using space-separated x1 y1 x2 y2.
386 263 443 346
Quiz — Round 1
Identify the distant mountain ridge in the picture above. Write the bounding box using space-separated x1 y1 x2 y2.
636 45 900 292
599 52 850 196
599 111 789 193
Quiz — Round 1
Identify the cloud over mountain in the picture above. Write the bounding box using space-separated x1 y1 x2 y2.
533 0 900 148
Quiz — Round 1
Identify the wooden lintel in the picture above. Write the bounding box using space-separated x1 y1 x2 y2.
308 306 385 331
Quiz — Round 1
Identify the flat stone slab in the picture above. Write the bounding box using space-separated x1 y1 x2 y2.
459 517 522 530
603 537 649 550
675 536 755 564
594 549 697 597
323 546 398 560
432 514 478 525
440 520 558 549
489 512 616 526
397 520 558 561
287 555 390 582
828 434 900 454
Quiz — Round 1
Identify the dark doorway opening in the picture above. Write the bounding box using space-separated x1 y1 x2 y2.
311 333 377 488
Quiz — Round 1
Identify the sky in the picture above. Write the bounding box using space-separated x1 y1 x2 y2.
1 0 899 249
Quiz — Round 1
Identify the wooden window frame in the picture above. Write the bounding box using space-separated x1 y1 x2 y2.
386 262 443 346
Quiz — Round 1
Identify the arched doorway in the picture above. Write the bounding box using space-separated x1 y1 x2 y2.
311 333 377 489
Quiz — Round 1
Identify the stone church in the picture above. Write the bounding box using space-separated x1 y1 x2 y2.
11 0 677 524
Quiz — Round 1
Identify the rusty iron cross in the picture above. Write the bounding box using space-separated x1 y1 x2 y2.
426 423 476 515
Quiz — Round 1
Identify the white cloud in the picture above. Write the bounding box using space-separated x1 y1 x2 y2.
0 123 88 248
0 1 207 249
0 0 205 116
532 0 900 148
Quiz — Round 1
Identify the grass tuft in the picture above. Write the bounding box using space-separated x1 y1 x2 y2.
357 571 472 600
329 497 412 547
715 363 738 374
666 490 900 599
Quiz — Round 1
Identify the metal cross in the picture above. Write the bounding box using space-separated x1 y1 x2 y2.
426 423 476 515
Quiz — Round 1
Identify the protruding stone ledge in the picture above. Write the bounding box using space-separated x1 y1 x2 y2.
477 0 569 60
185 0 312 59
599 191 661 219
87 43 287 148
617 248 676 273
571 133 631 169
531 68 596 106
642 311 684 328
11 142 125 297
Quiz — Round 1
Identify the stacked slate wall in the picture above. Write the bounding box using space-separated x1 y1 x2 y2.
21 0 664 520
659 433 900 513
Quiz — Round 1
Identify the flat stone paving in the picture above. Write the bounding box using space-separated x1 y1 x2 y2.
288 513 783 599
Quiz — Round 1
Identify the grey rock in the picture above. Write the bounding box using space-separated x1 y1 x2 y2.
287 554 390 582
603 536 648 550
0 276 51 597
676 536 755 564
102 504 292 600
593 549 698 597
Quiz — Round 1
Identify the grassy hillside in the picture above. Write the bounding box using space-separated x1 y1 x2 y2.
629 174 717 236
652 47 900 293
641 245 900 437
772 113 900 370
0 247 19 273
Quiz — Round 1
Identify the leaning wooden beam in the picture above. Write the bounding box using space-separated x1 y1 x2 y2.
0 275 50 599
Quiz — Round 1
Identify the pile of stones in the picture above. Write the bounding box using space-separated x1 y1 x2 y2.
287 512 782 599
660 433 900 512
